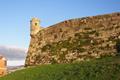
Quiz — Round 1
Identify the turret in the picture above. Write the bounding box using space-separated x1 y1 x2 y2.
30 18 41 36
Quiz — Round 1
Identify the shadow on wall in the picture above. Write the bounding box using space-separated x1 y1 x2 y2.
116 39 120 54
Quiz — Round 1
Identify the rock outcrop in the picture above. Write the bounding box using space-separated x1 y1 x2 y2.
25 12 120 66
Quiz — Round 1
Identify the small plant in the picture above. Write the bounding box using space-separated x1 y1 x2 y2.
74 33 81 38
95 32 99 36
41 44 52 52
84 27 92 30
51 58 58 64
88 30 96 34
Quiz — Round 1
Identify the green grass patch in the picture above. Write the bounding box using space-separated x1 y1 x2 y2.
1 56 120 80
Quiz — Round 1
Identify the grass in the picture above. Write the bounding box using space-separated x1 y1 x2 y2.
1 56 120 80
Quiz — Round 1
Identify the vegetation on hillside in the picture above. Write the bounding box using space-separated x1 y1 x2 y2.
1 56 120 80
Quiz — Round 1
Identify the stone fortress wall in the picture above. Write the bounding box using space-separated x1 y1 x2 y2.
25 12 120 66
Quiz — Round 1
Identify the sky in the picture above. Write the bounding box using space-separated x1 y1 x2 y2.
0 0 120 49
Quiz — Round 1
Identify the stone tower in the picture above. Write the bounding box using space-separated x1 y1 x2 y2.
0 56 7 76
30 18 41 36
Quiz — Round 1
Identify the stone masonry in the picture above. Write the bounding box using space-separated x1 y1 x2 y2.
25 12 120 66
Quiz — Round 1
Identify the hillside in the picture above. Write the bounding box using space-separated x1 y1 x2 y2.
1 56 120 80
25 12 120 66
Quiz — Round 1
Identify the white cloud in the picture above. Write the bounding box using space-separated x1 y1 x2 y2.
0 45 27 67
0 45 27 60
7 60 25 66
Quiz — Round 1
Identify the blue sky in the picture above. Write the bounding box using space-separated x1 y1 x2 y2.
0 0 120 49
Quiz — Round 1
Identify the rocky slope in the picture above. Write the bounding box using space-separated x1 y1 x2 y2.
25 12 120 66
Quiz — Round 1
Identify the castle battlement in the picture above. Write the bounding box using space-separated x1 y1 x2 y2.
30 18 42 36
